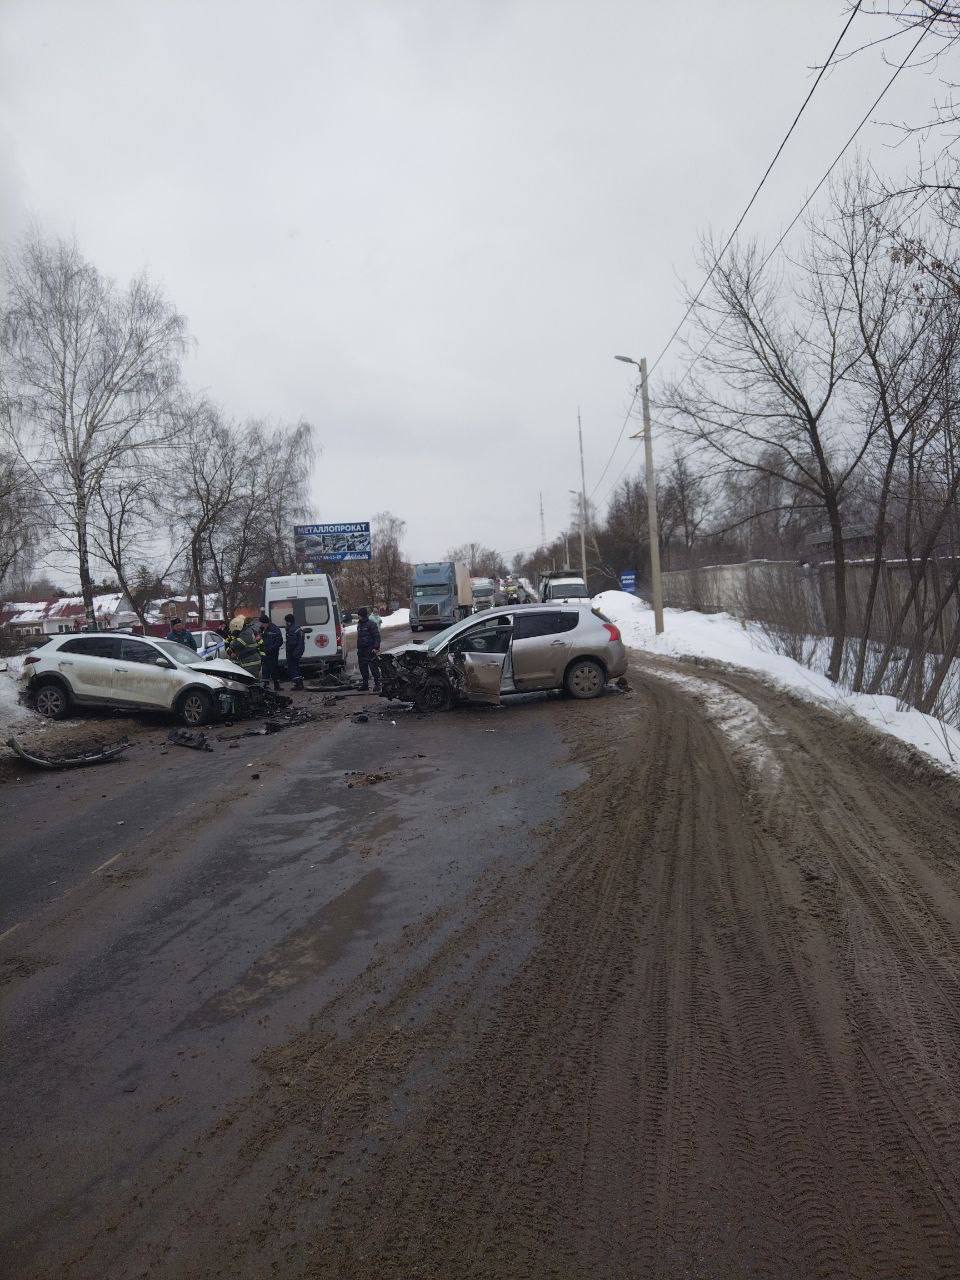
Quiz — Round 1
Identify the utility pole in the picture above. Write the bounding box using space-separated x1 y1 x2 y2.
577 410 589 583
538 490 546 545
616 354 664 633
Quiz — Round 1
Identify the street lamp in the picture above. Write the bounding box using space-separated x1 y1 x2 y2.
615 355 664 634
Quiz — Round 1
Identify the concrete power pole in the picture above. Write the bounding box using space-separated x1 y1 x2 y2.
577 410 589 583
638 358 664 633
616 353 664 633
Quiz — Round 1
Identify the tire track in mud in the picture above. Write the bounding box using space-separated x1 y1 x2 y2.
21 656 960 1280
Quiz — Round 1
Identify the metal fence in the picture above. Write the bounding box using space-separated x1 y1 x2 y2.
661 558 960 649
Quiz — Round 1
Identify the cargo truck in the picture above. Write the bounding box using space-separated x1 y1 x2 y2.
410 562 473 631
470 577 496 613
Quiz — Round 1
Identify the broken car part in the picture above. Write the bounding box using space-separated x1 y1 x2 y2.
6 735 132 770
167 729 213 752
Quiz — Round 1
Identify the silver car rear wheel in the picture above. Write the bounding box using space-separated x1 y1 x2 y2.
564 659 605 700
35 682 70 719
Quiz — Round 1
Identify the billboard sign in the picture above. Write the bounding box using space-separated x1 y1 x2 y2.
619 570 637 594
294 521 372 564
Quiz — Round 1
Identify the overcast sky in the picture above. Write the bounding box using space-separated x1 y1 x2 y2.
0 0 937 567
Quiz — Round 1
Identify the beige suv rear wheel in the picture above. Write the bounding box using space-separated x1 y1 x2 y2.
564 658 605 700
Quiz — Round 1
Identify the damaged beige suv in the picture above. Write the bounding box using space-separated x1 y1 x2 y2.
380 603 628 711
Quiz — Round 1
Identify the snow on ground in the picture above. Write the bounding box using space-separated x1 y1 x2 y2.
595 589 960 776
343 607 410 635
0 660 32 739
643 665 785 782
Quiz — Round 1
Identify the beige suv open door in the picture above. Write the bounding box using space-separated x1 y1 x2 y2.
447 620 513 704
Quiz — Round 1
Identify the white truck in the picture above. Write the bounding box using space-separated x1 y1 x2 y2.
538 571 591 603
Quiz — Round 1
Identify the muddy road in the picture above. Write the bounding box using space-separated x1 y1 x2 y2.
3 652 960 1279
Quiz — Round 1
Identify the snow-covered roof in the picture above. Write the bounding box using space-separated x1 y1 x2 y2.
0 601 35 621
3 593 135 627
6 602 49 625
143 593 224 625
46 593 130 619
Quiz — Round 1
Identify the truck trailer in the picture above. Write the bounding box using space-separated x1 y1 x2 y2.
410 562 473 631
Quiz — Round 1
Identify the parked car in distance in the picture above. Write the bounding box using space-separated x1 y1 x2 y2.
191 629 226 659
19 632 260 726
382 602 627 709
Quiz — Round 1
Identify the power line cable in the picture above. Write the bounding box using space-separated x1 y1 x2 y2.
588 1 866 501
595 7 939 508
644 0 866 384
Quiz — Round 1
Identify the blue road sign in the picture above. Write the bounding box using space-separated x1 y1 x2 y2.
619 571 637 594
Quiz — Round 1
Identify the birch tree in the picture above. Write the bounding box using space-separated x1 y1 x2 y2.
1 234 186 625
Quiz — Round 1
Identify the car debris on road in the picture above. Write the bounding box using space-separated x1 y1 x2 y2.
167 729 214 752
5 734 133 770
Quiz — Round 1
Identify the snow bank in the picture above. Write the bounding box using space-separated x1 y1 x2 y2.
381 607 410 628
343 607 410 635
595 589 960 776
0 662 31 738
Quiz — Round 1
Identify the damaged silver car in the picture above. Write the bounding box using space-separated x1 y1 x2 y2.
379 603 627 711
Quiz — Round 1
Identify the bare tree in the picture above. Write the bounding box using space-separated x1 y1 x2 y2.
0 445 47 591
658 228 872 682
371 511 408 609
166 397 238 624
91 475 157 626
447 542 507 577
1 233 186 626
253 419 315 574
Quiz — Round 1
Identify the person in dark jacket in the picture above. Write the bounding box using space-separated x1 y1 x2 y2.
166 618 197 650
356 607 381 692
258 612 284 691
284 613 305 690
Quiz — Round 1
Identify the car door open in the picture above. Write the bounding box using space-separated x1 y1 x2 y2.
448 622 513 704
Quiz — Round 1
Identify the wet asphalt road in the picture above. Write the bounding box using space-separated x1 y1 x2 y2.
0 622 415 929
0 628 581 1277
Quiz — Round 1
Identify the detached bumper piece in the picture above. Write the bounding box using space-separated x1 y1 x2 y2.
6 735 132 770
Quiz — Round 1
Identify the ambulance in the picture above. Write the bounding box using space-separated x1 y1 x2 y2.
263 574 344 678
